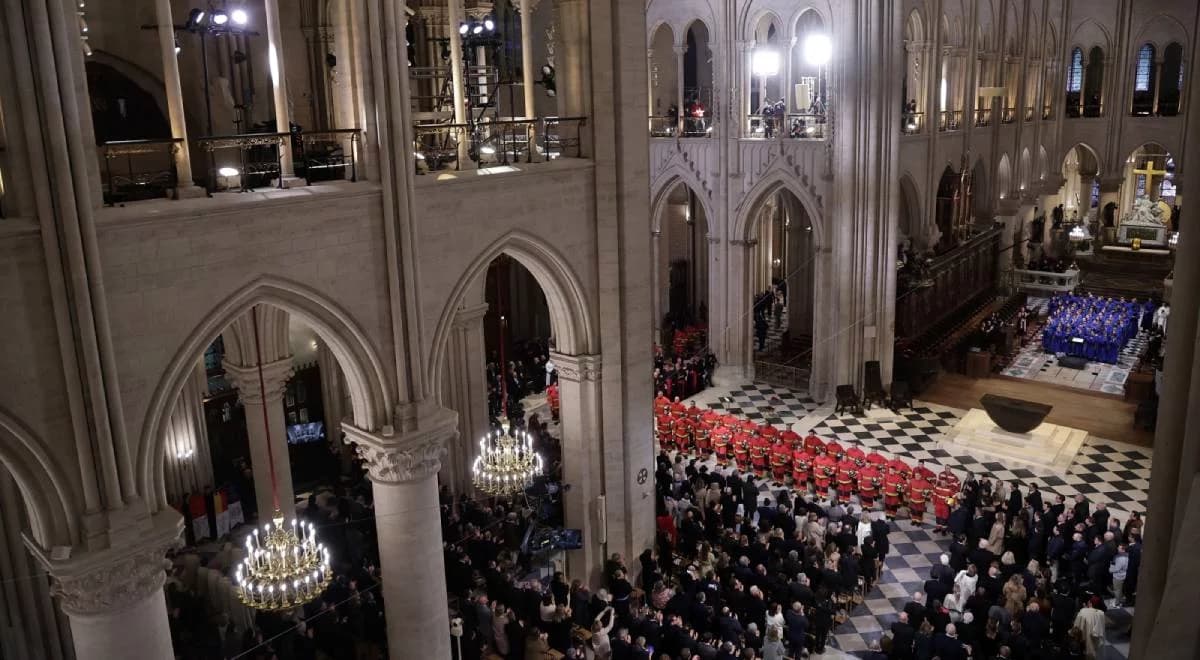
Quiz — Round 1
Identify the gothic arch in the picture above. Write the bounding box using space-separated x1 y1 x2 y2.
1130 13 1191 55
651 166 715 233
137 276 394 512
1069 18 1113 54
789 6 830 40
87 50 170 130
733 169 826 248
0 409 78 548
427 231 598 397
1059 142 1101 176
1038 145 1049 181
997 153 1013 200
898 172 923 239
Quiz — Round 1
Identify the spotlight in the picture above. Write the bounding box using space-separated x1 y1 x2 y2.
218 166 240 177
472 22 484 35
459 22 469 36
185 8 206 30
212 9 228 25
803 34 833 66
483 16 495 31
231 8 248 25
751 49 780 77
480 145 496 155
175 37 182 54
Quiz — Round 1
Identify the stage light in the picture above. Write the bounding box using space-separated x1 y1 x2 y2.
752 49 780 77
185 8 206 30
459 22 469 35
472 22 484 35
218 167 240 177
212 9 228 25
483 15 495 31
174 37 181 54
803 34 833 66
480 145 496 155
231 8 248 25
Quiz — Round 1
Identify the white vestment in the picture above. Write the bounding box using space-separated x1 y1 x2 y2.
1073 606 1106 659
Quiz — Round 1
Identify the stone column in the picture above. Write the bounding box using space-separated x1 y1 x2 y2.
994 199 1020 289
224 358 296 521
441 302 489 496
651 230 662 342
153 0 204 197
549 352 605 584
554 0 590 123
737 41 750 137
1152 56 1164 115
264 0 301 184
445 0 473 168
519 0 538 118
316 340 352 469
674 44 687 133
38 521 182 660
344 414 455 660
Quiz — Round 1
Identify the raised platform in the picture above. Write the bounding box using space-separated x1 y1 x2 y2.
941 408 1088 474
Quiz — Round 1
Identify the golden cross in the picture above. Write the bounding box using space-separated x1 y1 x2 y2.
1132 159 1168 179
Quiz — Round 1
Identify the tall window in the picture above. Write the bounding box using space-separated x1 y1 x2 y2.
1161 42 1185 116
1134 44 1153 92
1067 47 1083 92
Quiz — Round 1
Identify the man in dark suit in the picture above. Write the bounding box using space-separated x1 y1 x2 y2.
870 515 890 558
1048 494 1066 523
784 602 808 656
889 612 916 660
1026 483 1043 518
611 628 634 660
931 623 968 660
902 593 927 630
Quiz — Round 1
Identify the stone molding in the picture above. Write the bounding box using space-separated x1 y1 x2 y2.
342 409 457 484
729 238 759 248
548 352 601 383
452 302 490 327
222 358 295 405
35 516 182 617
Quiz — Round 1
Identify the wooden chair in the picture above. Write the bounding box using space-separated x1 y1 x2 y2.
863 361 887 410
889 380 913 412
835 385 862 416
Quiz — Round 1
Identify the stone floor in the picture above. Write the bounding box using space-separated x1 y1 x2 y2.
676 380 1146 658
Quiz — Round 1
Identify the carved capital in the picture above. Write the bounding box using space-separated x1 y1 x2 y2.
222 358 295 405
36 517 182 617
343 409 457 484
452 302 490 327
548 352 602 383
673 44 688 56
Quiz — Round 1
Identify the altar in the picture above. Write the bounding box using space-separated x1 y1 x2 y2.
1115 197 1170 246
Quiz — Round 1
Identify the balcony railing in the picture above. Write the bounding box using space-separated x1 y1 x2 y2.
1042 104 1053 120
938 110 963 132
1023 106 1035 122
649 116 675 137
194 132 289 194
1082 104 1102 118
1001 107 1017 124
413 116 587 173
902 111 926 135
100 138 182 206
974 108 992 126
297 129 361 183
746 113 826 140
682 116 711 137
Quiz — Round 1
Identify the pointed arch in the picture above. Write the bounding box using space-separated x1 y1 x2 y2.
733 169 826 249
0 410 78 548
137 276 394 512
651 165 715 233
997 153 1013 200
427 231 597 397
898 172 923 240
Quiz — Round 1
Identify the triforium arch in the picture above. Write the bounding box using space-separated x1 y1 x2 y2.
427 231 598 396
650 169 715 233
137 276 394 513
0 408 78 549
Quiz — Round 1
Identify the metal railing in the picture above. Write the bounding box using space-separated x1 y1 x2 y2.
195 132 289 194
1042 104 1054 120
974 108 993 126
746 113 826 139
297 129 361 183
1023 106 1035 122
938 110 963 131
682 116 711 137
649 116 676 137
1001 107 1017 124
902 111 926 135
100 138 182 206
413 116 587 172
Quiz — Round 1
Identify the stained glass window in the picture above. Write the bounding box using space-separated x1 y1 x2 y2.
1067 48 1083 92
1135 44 1153 92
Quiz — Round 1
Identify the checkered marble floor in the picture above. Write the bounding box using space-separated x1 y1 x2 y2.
671 381 1152 657
1001 296 1150 395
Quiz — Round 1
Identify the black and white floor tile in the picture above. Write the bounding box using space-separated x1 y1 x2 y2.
674 381 1149 657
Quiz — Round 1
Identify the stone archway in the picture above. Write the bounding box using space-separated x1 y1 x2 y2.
727 176 831 400
651 178 711 343
428 231 605 581
137 276 394 514
0 408 77 549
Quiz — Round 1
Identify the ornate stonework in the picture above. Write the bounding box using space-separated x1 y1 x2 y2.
222 358 295 405
355 439 447 483
343 413 457 484
549 352 601 382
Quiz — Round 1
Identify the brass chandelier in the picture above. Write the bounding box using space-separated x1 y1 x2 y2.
472 420 543 496
234 306 332 611
472 270 544 496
